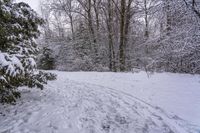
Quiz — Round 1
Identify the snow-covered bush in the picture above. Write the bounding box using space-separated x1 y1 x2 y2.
0 0 56 103
37 47 55 70
140 0 200 74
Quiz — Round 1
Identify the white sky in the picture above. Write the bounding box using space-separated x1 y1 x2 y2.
16 0 40 13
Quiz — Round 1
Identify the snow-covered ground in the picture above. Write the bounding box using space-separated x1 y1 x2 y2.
0 71 200 133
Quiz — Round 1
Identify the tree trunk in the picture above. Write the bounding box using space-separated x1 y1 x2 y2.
87 0 96 44
166 0 172 35
144 0 149 38
69 15 74 40
93 0 100 31
107 0 116 71
124 0 132 48
119 0 126 71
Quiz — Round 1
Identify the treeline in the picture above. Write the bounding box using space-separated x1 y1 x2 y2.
38 0 200 73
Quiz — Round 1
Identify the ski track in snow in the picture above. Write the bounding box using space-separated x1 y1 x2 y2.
0 72 200 133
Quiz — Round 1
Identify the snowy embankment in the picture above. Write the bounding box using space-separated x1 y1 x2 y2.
0 71 200 133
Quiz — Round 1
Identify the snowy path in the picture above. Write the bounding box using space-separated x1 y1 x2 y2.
0 72 200 133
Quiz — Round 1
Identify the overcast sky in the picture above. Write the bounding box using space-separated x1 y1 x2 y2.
16 0 41 13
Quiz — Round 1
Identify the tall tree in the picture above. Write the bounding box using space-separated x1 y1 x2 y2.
0 0 56 103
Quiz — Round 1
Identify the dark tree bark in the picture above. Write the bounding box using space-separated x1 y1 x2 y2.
124 0 133 47
69 14 74 39
107 0 116 71
119 0 133 71
166 0 172 35
144 0 149 38
119 0 126 71
87 0 96 44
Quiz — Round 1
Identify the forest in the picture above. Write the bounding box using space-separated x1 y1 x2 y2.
38 0 200 73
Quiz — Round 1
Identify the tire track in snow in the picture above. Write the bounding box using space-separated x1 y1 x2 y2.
62 79 200 133
0 76 200 133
